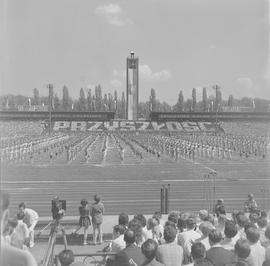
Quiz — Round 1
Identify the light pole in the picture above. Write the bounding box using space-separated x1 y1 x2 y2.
47 84 53 135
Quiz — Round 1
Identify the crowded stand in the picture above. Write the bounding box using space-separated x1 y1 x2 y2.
1 190 270 266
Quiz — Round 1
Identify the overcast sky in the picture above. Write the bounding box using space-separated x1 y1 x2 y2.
1 0 270 104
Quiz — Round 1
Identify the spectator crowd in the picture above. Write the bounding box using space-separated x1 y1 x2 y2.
1 190 270 266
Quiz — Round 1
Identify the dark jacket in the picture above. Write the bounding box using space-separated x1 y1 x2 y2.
142 258 165 266
206 246 235 266
114 244 146 266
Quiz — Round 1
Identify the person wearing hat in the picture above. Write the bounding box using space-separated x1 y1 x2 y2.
214 199 226 218
244 194 258 213
178 215 201 263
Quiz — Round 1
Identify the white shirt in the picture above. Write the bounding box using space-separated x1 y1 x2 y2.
11 220 29 249
23 208 39 228
247 242 265 266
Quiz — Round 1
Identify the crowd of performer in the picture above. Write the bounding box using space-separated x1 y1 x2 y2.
1 129 269 165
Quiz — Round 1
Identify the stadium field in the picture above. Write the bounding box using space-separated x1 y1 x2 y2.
2 155 270 217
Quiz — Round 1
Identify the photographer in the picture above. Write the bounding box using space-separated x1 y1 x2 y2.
18 202 39 248
51 196 65 222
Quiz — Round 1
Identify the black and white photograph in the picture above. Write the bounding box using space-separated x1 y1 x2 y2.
1 0 270 265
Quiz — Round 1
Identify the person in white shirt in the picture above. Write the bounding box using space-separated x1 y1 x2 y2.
11 212 30 249
18 202 39 248
1 190 37 266
195 221 214 251
246 227 266 266
220 220 239 251
178 216 201 262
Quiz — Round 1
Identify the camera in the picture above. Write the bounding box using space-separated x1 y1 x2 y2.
51 197 66 221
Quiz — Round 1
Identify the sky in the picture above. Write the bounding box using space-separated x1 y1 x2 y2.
1 0 270 104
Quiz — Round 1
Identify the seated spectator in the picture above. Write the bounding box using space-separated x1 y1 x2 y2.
1 190 37 266
3 218 18 245
177 212 190 233
249 212 259 228
221 220 239 251
58 249 74 266
232 239 251 265
195 221 215 251
190 242 214 266
119 213 129 230
141 239 164 266
245 227 265 266
134 214 152 241
11 212 30 249
265 226 270 260
168 211 180 227
114 229 146 266
128 219 144 247
153 211 165 228
198 210 209 224
156 224 184 266
178 216 201 262
206 229 235 266
215 214 227 236
150 217 163 243
111 224 126 253
236 214 249 239
257 217 268 247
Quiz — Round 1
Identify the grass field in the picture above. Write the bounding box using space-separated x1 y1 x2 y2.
2 153 270 217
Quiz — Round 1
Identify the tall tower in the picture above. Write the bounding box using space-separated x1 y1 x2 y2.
126 51 139 120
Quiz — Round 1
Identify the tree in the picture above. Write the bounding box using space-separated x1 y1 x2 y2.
150 88 157 112
108 93 113 111
103 93 108 111
87 89 92 111
95 84 102 111
185 99 193 112
175 90 184 112
192 88 196 111
121 92 126 119
78 88 87 111
62 85 71 111
228 95 234 107
202 87 208 112
33 88 40 105
53 93 61 111
217 89 222 110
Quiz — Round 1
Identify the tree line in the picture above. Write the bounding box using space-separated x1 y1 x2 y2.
0 85 269 119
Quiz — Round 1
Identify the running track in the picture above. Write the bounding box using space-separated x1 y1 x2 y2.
1 157 270 217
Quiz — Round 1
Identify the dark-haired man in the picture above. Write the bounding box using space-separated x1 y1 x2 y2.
156 225 184 266
141 239 164 266
1 191 37 266
206 229 235 266
114 229 146 266
18 202 39 248
245 227 265 266
221 221 239 251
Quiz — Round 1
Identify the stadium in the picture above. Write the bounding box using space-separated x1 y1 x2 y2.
2 1 270 265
